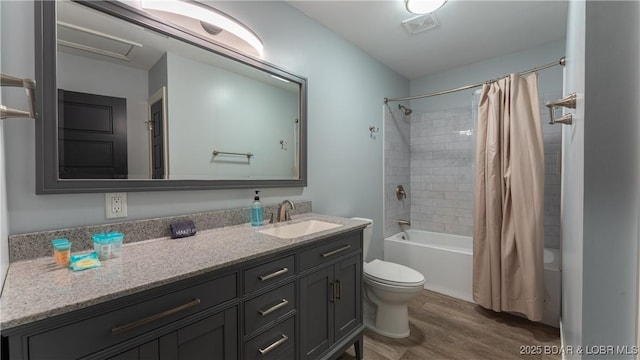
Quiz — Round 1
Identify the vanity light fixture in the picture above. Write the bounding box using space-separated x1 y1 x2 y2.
405 0 447 14
140 0 264 57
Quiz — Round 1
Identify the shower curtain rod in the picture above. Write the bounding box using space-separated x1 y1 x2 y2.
383 56 565 103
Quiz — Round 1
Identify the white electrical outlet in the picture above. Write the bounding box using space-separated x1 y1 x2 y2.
106 192 128 219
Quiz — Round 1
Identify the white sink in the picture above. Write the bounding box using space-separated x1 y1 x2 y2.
259 220 342 239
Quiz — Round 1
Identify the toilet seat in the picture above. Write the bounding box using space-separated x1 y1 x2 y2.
364 259 425 287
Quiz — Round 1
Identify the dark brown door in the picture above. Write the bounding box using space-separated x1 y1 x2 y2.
150 98 165 179
58 89 128 179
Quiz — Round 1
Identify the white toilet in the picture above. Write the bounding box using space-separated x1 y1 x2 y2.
354 218 425 338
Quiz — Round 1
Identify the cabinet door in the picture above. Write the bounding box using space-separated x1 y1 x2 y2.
333 254 362 342
107 340 159 360
299 266 334 360
159 307 237 360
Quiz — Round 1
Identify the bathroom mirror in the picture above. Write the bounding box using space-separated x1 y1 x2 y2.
35 0 307 194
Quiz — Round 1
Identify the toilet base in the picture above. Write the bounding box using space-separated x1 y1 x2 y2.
362 293 411 338
364 316 411 338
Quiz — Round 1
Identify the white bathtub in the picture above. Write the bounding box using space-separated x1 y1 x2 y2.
384 229 561 327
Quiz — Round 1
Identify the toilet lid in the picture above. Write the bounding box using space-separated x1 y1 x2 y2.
364 259 425 286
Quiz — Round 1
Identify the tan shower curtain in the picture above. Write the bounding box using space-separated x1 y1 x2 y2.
473 73 545 321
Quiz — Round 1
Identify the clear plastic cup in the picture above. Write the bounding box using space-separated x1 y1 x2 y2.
53 241 71 267
92 234 112 260
107 232 124 258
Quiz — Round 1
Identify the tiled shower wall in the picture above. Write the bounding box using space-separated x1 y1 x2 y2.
409 107 475 236
385 92 562 249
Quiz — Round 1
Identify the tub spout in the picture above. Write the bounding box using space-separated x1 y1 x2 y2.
398 219 411 226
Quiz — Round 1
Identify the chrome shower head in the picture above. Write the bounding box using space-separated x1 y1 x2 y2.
398 104 412 116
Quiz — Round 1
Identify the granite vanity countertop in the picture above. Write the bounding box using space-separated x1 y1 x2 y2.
0 213 368 330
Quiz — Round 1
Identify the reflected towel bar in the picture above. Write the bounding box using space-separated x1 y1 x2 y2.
1 72 37 120
212 149 254 159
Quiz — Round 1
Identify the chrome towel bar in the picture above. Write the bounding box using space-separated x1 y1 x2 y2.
1 72 37 120
546 93 576 125
212 149 254 158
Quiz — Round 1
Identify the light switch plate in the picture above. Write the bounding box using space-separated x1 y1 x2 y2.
106 192 127 219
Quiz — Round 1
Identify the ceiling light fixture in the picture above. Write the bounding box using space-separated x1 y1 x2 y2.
405 0 447 14
140 0 264 57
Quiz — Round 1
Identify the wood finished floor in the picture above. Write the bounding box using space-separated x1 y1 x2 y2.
339 290 560 360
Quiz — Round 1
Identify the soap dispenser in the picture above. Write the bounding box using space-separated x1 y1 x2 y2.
251 190 264 226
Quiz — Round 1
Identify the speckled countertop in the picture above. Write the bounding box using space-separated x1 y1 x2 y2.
0 213 368 330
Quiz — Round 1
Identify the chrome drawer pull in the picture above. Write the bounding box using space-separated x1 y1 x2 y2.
259 298 289 316
259 267 289 281
258 334 288 355
321 245 351 258
111 298 201 335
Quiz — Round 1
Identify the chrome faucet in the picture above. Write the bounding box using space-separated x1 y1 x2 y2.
276 200 296 222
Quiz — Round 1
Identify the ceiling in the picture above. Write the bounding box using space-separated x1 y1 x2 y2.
288 1 568 80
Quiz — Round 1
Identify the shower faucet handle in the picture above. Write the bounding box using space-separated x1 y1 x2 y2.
396 185 407 200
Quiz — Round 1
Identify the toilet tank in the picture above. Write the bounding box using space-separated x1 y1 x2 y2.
352 217 373 261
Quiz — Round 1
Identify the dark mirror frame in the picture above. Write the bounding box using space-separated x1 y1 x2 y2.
35 0 307 194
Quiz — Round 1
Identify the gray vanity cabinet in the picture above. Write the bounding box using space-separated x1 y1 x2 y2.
105 307 237 360
107 340 159 360
333 255 362 342
4 271 239 360
157 307 238 359
300 266 334 358
1 229 364 360
299 233 363 360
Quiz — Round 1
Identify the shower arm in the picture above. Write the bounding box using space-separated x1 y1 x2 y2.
398 104 412 116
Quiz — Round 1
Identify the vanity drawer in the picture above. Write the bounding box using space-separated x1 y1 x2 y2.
299 232 361 271
244 255 295 294
244 282 295 336
27 273 237 360
244 317 295 360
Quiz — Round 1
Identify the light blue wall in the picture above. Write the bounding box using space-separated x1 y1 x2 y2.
165 52 297 180
0 121 7 287
409 40 565 113
562 1 639 355
0 1 408 262
0 1 5 287
561 0 585 352
0 1 4 285
581 1 639 355
148 53 168 97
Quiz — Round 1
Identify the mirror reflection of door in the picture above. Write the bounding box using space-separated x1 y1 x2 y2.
147 87 167 179
57 89 128 179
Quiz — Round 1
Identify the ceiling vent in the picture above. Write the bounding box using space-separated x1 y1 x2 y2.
402 14 439 35
57 21 142 62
